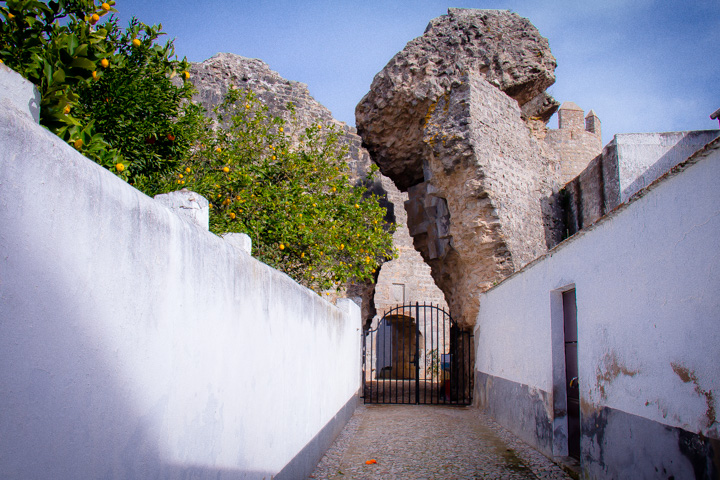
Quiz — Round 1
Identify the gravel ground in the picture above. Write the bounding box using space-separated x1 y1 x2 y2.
309 404 572 480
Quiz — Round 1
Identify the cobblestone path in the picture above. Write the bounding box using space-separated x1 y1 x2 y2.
309 404 572 480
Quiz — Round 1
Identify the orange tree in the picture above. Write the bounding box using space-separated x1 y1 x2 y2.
2 0 395 291
0 0 203 186
173 88 396 292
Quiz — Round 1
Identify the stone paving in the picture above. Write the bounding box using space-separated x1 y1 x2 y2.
309 404 572 479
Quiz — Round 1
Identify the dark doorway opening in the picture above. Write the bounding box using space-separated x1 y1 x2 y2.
563 289 580 460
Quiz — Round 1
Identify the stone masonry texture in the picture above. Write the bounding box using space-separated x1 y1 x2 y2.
356 9 565 327
544 102 603 183
356 8 559 192
189 53 447 323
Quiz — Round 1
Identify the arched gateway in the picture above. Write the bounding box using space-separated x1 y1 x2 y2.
363 303 473 405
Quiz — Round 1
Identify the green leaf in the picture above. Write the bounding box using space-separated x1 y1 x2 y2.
71 57 95 70
51 68 65 84
74 43 88 57
43 60 52 87
67 33 79 56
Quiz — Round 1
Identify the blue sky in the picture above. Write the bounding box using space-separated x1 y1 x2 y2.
115 0 718 146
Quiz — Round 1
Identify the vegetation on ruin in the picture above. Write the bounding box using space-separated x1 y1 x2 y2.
0 0 395 292
165 89 394 292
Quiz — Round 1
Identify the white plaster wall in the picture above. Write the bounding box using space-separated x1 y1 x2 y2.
616 130 719 201
0 64 40 122
476 142 720 438
0 71 361 479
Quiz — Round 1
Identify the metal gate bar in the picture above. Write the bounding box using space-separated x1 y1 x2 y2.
362 302 473 405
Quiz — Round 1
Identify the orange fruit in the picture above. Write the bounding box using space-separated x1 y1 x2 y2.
63 105 71 114
73 138 83 149
100 58 109 68
279 127 284 133
92 71 98 80
229 212 236 219
101 2 111 11
215 147 222 153
132 38 141 47
183 71 190 80
279 243 285 250
115 163 125 172
185 167 191 173
222 166 230 173
90 13 99 24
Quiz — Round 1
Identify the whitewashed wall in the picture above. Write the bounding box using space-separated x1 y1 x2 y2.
616 130 719 201
475 138 720 478
0 66 360 480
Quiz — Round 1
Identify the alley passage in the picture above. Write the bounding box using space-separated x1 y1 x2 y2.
310 404 572 480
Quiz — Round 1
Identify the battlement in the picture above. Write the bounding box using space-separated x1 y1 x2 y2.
545 102 603 183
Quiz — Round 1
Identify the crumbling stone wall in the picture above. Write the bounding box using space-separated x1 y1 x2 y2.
373 176 448 315
356 8 559 192
189 53 447 322
190 53 368 178
356 9 563 326
402 73 559 326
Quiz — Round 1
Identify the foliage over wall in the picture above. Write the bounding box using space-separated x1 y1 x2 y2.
171 89 394 291
0 0 202 184
0 0 395 293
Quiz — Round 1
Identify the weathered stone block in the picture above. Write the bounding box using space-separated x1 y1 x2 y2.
154 189 210 230
222 232 252 255
357 8 558 191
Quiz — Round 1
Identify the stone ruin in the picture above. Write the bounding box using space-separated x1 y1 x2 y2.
189 8 603 329
189 53 448 324
356 9 602 327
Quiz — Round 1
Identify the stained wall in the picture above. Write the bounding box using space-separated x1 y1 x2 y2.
475 136 720 478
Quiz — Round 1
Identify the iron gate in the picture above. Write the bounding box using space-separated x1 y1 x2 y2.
362 303 473 405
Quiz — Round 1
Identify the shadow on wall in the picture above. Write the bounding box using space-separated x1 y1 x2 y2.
0 236 274 479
